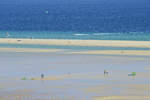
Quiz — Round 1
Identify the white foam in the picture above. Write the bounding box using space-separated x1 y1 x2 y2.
73 34 89 36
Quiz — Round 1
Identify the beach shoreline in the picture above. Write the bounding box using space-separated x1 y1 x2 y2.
0 38 150 48
0 38 150 56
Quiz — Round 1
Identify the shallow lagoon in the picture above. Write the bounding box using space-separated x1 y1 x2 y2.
0 52 150 100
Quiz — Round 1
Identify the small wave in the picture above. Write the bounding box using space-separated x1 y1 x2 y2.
128 32 144 34
93 33 120 35
73 34 89 36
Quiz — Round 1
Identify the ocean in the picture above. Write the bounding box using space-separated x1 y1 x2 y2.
0 0 150 50
0 31 150 41
0 0 150 33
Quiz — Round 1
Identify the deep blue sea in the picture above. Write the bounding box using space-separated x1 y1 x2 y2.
0 0 150 37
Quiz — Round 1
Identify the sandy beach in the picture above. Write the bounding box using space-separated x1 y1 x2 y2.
0 38 150 100
0 47 62 53
0 38 150 48
0 38 150 56
0 51 150 100
1 47 150 56
71 50 150 56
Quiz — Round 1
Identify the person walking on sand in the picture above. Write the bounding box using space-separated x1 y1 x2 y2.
104 70 108 76
41 74 44 79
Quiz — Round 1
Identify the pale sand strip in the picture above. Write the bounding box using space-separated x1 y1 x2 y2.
71 50 150 56
89 84 150 100
0 47 150 56
17 73 105 81
0 47 61 53
0 38 150 48
94 96 150 100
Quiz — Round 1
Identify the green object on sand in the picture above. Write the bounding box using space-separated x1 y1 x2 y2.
21 77 27 80
128 72 136 76
132 72 136 76
30 78 34 80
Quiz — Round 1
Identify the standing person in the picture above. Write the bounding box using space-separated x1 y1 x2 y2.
41 74 44 79
104 70 108 76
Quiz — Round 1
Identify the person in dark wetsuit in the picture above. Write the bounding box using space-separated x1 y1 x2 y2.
104 70 108 76
41 74 44 79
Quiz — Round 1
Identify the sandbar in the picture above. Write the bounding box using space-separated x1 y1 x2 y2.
71 50 150 56
0 38 150 48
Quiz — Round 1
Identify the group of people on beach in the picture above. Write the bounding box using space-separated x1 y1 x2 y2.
40 70 109 80
39 69 136 80
104 70 109 76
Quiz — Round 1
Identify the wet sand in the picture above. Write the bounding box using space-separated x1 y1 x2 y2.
0 51 150 100
94 96 150 100
71 50 150 56
0 47 62 53
0 47 150 56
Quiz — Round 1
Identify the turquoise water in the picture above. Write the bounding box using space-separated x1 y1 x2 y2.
0 31 150 41
1 43 150 51
0 31 150 51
